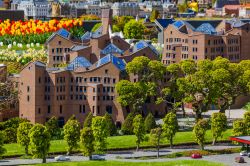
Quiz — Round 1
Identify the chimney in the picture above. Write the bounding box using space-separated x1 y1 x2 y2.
101 9 113 35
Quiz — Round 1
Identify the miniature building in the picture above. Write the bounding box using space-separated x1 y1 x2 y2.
19 9 164 125
162 18 250 65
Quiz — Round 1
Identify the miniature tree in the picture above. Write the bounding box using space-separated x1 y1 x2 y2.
121 113 135 135
17 122 33 155
211 112 227 145
193 119 209 150
104 112 117 136
29 124 51 163
149 127 164 158
91 116 108 153
83 112 93 128
124 20 145 39
63 119 80 154
162 112 179 148
45 116 60 140
145 112 157 133
133 114 146 151
243 111 250 135
233 120 246 137
80 127 94 160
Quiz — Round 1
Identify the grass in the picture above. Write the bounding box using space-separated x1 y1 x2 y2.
0 45 44 51
3 129 233 157
27 160 225 166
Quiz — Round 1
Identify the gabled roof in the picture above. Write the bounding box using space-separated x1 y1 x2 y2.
81 26 103 40
172 20 195 31
96 54 126 71
195 23 217 34
133 40 159 56
66 57 92 70
71 45 88 52
101 43 124 55
34 61 46 67
155 18 175 30
46 28 71 43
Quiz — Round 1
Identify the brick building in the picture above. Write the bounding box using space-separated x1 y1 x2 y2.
162 18 250 65
18 9 164 126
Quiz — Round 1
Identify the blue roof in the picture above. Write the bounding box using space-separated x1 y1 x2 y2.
101 43 124 55
81 26 103 40
96 54 126 71
195 23 217 34
155 19 175 29
214 0 239 8
133 40 159 56
67 57 92 70
81 31 91 40
173 20 184 28
57 28 70 38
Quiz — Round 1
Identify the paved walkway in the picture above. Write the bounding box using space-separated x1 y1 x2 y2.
0 145 248 166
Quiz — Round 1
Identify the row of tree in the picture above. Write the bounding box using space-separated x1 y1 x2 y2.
116 56 250 120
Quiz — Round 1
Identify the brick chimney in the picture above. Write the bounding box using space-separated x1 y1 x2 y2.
101 9 112 35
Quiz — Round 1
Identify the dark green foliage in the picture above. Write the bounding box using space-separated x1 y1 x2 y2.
104 113 117 136
0 131 6 156
70 26 85 39
121 113 135 135
84 112 93 128
144 112 157 133
0 117 28 143
45 117 60 140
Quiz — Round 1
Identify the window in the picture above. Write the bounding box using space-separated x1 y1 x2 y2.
58 41 61 45
38 108 41 114
79 105 82 113
48 105 51 114
92 106 95 113
97 106 100 114
27 95 30 102
27 86 30 92
105 69 108 74
106 105 112 114
82 105 85 113
60 105 62 114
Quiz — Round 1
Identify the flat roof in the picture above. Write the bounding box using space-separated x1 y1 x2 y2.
230 136 250 144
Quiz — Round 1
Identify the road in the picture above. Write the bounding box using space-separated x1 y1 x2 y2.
0 145 249 166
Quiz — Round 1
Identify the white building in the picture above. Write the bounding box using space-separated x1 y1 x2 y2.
112 2 139 17
17 0 51 20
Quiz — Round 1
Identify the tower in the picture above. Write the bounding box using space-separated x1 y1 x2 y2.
101 9 113 35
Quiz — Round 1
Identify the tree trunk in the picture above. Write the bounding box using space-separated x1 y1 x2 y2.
89 155 92 160
25 146 28 155
157 145 160 158
42 157 46 163
212 138 216 145
181 102 185 118
170 137 173 149
195 111 202 122
201 144 204 150
136 144 139 151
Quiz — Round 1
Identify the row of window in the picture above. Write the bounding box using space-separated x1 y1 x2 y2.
51 48 70 54
72 76 116 84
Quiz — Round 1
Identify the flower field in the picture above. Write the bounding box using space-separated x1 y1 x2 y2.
0 19 83 44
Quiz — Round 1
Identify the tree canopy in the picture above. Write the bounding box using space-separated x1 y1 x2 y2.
124 20 145 39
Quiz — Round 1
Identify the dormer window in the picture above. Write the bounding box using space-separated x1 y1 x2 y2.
58 41 61 45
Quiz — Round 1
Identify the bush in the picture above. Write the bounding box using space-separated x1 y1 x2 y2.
211 112 227 145
3 127 17 143
233 120 246 136
84 112 93 128
45 117 60 140
121 113 135 135
145 112 157 133
243 111 250 135
193 119 209 150
104 113 117 136
0 131 6 156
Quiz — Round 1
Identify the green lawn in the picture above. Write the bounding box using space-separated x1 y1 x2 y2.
3 129 233 157
0 45 43 51
28 160 224 166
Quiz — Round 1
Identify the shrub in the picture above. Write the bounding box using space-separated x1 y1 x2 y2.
17 122 33 155
80 127 94 160
211 112 227 145
121 113 135 135
144 112 157 133
233 120 246 136
243 111 250 135
84 112 93 128
45 116 60 140
104 113 117 136
193 119 209 150
0 131 6 156
133 114 146 151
